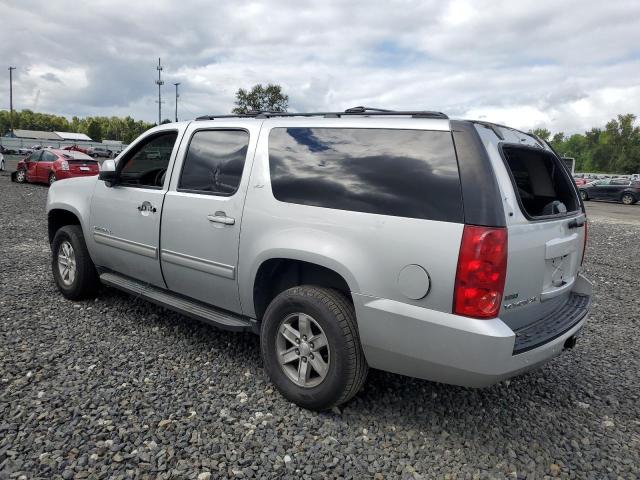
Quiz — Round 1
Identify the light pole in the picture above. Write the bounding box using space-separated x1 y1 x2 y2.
173 82 180 122
8 66 16 135
155 58 164 124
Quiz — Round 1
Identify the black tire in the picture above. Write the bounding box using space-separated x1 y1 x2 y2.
15 169 27 183
260 286 368 410
621 193 635 205
580 190 588 201
48 172 56 185
51 225 99 300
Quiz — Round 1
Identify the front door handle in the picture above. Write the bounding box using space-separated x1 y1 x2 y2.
137 201 156 213
207 212 235 225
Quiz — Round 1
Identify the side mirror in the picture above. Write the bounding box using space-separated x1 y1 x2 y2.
99 159 117 186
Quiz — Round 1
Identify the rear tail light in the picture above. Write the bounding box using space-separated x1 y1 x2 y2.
581 221 588 265
453 225 508 319
60 160 69 171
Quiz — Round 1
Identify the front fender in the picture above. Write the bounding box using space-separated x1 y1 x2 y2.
46 176 99 242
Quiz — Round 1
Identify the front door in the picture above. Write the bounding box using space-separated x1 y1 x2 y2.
160 124 258 314
89 128 182 287
25 151 42 181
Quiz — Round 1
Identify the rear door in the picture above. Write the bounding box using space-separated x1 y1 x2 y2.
476 126 587 331
160 122 260 314
89 127 184 287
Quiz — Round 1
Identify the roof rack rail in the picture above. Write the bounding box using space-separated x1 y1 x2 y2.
195 107 448 121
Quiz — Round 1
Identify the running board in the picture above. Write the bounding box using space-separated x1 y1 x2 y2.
99 272 256 333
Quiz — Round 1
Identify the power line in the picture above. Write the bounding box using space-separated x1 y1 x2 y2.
173 82 180 122
155 58 164 124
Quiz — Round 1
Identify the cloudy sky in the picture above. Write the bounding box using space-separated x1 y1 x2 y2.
1 0 639 133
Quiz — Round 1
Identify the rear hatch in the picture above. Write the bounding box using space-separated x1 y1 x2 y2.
69 159 99 175
476 125 589 349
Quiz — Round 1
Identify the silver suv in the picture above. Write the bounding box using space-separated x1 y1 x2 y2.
46 108 592 410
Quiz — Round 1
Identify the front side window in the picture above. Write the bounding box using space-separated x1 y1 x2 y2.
119 131 178 188
29 151 43 162
268 127 463 222
179 129 249 195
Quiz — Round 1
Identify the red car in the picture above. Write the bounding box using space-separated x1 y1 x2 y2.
63 144 92 155
573 178 589 186
13 149 100 185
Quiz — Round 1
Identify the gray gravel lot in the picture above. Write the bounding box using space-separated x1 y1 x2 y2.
1 175 639 479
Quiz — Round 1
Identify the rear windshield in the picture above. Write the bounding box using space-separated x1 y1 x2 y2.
268 127 463 222
501 145 579 218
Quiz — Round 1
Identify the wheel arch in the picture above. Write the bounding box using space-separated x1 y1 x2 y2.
251 256 356 321
48 208 82 245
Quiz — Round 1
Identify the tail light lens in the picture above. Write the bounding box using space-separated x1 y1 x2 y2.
60 160 69 171
581 221 588 265
453 225 507 319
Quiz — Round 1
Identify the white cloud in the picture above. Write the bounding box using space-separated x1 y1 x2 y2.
0 0 638 133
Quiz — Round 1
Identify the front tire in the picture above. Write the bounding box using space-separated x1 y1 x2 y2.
580 190 588 201
260 286 368 410
15 169 27 183
51 225 99 300
621 193 635 205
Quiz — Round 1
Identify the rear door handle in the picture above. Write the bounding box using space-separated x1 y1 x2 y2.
207 212 235 225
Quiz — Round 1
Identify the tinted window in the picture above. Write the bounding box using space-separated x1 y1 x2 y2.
611 179 629 186
179 130 249 195
268 128 463 222
29 151 43 161
119 131 178 188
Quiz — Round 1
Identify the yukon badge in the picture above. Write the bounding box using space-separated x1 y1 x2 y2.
503 295 538 310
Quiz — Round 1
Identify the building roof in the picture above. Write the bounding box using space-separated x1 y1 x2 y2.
11 129 62 140
54 131 93 141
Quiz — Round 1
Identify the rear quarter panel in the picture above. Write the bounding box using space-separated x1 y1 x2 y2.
238 118 464 319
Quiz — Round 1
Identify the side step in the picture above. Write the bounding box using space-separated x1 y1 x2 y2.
100 272 256 333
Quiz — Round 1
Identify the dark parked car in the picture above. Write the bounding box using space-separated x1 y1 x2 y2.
579 178 640 204
89 146 113 158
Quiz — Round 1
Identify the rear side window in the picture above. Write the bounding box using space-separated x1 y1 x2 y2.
501 145 579 218
268 128 463 222
179 130 249 195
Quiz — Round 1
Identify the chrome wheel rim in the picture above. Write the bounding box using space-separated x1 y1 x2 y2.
49 174 55 185
276 313 330 388
57 241 76 286
622 195 632 205
16 170 25 182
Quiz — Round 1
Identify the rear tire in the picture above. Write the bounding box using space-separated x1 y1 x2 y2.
51 225 99 300
580 190 588 201
260 286 368 410
15 169 27 183
621 193 634 205
49 172 56 185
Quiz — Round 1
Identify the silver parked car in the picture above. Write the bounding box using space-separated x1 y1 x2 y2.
46 108 592 410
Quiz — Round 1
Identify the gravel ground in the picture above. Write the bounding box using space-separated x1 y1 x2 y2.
1 175 639 480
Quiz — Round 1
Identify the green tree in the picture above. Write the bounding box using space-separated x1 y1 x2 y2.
86 120 103 142
531 128 551 141
232 84 288 114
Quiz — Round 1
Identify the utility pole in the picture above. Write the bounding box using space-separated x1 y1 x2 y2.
173 82 180 122
155 58 164 124
8 66 16 135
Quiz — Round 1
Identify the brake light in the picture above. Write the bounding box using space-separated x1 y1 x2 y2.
60 160 69 171
581 221 588 265
453 225 507 319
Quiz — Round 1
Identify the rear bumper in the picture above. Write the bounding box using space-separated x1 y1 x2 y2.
353 273 592 387
55 170 99 180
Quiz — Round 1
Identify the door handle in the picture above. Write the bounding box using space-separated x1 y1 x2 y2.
137 202 157 213
207 212 235 225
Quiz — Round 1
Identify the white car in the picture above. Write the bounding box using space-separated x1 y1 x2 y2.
0 152 5 171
